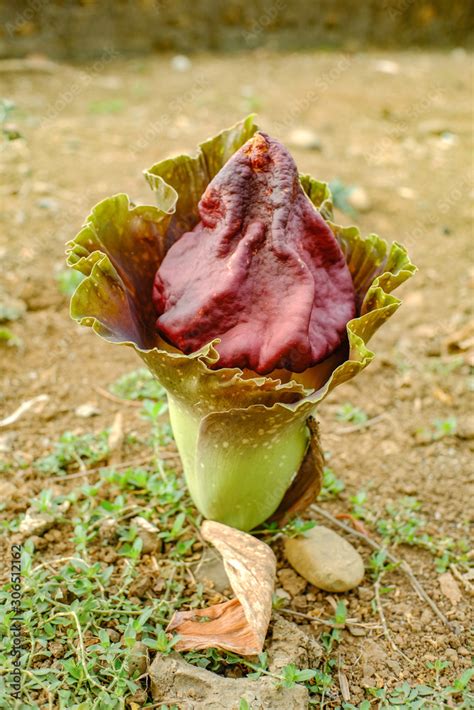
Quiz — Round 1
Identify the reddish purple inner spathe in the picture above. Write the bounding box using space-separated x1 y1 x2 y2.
153 132 356 375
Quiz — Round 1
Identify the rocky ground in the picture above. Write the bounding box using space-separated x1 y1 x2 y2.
0 49 472 708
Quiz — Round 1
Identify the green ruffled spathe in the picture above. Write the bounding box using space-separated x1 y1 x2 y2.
66 116 416 531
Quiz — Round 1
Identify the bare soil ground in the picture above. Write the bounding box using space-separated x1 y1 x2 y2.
0 50 472 708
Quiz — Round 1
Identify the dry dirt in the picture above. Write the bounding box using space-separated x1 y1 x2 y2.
0 49 473 707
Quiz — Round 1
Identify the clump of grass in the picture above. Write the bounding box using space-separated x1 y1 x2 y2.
0 326 22 348
415 416 458 443
336 403 368 425
34 430 110 476
184 647 326 699
1 376 470 707
363 663 473 708
109 368 166 402
320 465 345 501
0 414 200 707
349 491 470 574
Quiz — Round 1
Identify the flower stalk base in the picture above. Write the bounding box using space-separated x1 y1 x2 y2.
167 395 310 531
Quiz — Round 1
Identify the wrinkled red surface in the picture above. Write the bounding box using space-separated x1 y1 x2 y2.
153 132 355 374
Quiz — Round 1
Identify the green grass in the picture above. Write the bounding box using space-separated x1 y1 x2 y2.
0 326 22 348
320 465 345 500
335 403 368 425
364 664 474 709
1 373 471 708
0 436 200 707
33 430 111 476
415 416 458 443
109 368 166 403
348 492 470 575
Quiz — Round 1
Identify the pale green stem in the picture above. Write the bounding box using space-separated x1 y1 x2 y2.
167 395 309 531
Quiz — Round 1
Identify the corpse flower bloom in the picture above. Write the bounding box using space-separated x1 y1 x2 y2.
153 132 356 374
67 116 416 531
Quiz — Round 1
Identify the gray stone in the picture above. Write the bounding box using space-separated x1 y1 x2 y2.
192 548 230 593
19 501 70 539
75 403 101 418
127 641 149 678
267 614 321 673
284 525 365 592
19 510 55 537
150 652 308 709
131 516 160 554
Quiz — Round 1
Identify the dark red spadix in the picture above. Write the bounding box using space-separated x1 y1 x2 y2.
153 132 356 375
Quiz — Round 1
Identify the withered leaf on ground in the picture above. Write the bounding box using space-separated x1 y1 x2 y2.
166 520 276 655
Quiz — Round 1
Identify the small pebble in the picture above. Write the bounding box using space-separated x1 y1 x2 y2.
373 59 400 75
445 648 458 662
277 567 307 596
171 55 192 72
357 586 374 601
288 127 322 151
274 587 291 603
49 642 66 659
127 641 149 677
98 517 118 542
284 525 364 593
397 186 417 200
75 403 101 418
348 625 367 637
131 516 160 554
19 502 70 538
129 575 153 598
347 186 371 212
292 594 308 610
386 659 402 675
456 420 474 440
420 609 433 626
107 629 121 643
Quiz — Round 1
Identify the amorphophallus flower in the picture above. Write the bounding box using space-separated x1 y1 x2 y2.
66 116 416 532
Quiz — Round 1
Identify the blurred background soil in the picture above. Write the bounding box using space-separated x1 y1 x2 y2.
0 0 472 57
0 2 473 706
